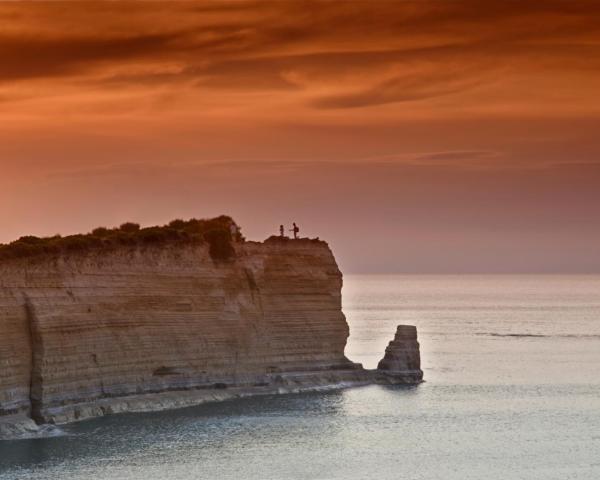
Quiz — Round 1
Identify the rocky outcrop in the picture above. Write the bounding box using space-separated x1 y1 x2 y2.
376 325 423 384
0 224 422 438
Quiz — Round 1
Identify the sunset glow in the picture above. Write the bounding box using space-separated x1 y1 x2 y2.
1 1 599 272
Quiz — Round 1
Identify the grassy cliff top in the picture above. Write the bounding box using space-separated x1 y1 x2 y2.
0 216 242 262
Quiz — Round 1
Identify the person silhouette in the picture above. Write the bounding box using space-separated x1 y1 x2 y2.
290 222 299 239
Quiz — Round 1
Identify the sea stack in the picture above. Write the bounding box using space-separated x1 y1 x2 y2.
376 325 424 384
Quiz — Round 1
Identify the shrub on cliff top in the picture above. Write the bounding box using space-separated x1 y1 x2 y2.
91 227 111 237
119 222 141 233
16 235 44 245
204 228 235 261
168 219 186 230
64 235 106 252
0 216 242 261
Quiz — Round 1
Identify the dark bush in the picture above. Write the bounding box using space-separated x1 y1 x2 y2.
16 235 44 245
139 227 168 244
6 243 39 258
168 219 186 230
182 218 202 234
0 216 242 261
119 222 140 233
107 231 135 246
62 235 102 251
137 227 180 244
204 228 234 261
162 227 181 241
91 227 111 237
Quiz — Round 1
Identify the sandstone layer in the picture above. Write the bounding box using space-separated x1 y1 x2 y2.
0 230 421 438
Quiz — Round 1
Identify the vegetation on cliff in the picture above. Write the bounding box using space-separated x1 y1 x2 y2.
0 216 242 262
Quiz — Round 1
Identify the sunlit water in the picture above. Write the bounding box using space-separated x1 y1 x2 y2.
2 275 600 480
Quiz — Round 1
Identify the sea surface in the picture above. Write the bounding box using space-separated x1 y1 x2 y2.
1 275 600 480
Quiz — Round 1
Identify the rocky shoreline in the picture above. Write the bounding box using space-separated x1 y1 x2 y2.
1 344 421 440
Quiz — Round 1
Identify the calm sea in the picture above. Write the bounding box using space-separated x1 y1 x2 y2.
1 275 599 480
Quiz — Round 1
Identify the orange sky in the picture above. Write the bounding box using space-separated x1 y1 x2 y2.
1 1 599 272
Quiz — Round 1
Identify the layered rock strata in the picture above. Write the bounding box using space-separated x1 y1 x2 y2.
376 325 424 384
0 232 422 438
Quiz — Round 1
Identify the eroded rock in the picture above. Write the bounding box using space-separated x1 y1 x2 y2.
376 325 423 384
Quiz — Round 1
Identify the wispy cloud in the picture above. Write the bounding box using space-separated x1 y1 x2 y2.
1 1 599 104
0 32 182 81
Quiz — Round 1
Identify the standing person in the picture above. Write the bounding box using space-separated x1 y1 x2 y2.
279 225 285 237
290 222 299 239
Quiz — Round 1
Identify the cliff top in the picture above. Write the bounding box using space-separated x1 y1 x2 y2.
0 216 241 263
0 217 328 264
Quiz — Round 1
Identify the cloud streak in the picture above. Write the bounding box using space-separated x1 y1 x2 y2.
0 32 181 81
1 1 599 101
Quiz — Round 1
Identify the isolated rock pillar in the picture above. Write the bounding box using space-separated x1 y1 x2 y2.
376 325 423 384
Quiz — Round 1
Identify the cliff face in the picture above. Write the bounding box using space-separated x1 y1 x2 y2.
0 286 32 418
0 238 362 426
1 232 423 436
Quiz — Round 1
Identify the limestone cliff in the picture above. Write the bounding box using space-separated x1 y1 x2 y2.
0 221 421 436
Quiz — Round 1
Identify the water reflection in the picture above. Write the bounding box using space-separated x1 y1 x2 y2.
0 389 352 473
